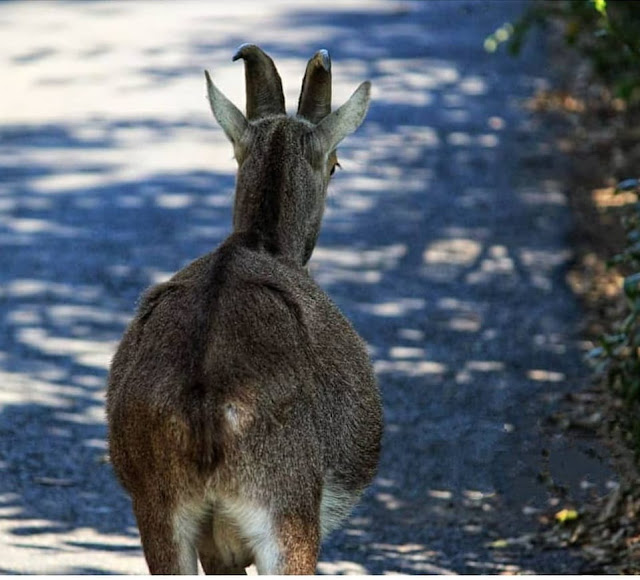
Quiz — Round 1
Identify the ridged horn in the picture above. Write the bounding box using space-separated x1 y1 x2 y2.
232 43 285 120
297 49 332 124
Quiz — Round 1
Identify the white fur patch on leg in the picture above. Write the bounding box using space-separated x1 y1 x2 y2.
172 500 208 574
222 498 281 574
319 476 359 537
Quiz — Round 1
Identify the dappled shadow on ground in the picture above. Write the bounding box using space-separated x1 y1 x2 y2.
0 0 612 574
0 120 236 573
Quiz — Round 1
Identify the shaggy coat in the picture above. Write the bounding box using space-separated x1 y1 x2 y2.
106 45 383 575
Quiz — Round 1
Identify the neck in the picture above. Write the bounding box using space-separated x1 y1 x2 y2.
233 186 307 265
230 122 323 266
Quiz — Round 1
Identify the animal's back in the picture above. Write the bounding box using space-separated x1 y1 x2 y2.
107 234 381 498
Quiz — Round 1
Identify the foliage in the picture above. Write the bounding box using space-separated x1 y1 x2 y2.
485 0 640 103
589 178 640 451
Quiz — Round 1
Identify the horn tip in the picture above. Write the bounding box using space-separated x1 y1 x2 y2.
317 49 331 71
232 43 256 62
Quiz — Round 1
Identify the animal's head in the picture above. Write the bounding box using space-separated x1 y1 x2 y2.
205 44 370 266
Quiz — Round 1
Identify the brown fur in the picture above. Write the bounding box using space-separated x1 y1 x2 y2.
106 46 383 575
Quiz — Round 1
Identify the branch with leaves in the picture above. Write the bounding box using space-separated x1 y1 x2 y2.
486 0 640 103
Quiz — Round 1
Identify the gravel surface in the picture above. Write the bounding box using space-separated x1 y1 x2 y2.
0 0 613 574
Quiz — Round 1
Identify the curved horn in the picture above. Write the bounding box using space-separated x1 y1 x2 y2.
232 43 285 120
297 49 332 124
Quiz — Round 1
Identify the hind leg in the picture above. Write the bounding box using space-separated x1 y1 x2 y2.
266 514 320 575
226 497 320 575
132 496 199 574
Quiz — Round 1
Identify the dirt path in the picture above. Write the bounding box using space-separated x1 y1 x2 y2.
0 0 613 573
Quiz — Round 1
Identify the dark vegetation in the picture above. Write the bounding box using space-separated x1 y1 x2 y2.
488 0 640 102
489 0 640 571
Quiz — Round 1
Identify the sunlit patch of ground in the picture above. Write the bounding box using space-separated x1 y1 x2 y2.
0 0 615 574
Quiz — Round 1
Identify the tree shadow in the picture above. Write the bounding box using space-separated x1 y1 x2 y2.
0 0 613 575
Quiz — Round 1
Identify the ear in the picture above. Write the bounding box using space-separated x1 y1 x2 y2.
205 70 248 145
315 81 370 153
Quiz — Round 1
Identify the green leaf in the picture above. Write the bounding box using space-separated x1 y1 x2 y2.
555 508 579 523
624 273 640 299
602 333 626 347
592 0 607 16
